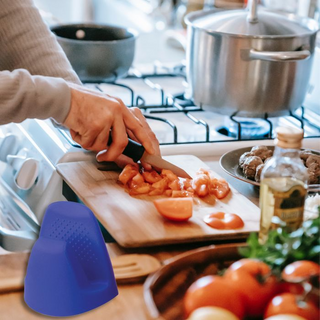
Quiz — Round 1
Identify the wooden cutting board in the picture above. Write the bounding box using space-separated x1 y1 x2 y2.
56 155 260 248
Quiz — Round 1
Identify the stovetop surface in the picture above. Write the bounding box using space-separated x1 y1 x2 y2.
81 63 320 146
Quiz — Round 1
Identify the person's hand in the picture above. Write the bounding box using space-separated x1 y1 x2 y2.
63 83 160 164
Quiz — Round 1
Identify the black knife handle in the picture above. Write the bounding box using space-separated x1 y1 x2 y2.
108 135 145 162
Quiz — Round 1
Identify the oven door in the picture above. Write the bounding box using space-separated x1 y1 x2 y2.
0 178 39 252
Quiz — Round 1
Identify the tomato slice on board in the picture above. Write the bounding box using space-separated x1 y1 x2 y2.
204 212 244 230
153 197 193 221
209 178 230 199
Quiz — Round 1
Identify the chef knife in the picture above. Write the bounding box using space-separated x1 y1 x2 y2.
107 136 191 179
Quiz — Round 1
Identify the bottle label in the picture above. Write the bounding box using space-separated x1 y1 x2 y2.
272 184 306 231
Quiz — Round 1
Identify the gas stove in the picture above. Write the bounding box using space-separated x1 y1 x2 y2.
0 61 319 251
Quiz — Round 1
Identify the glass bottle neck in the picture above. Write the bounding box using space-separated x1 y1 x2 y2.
274 146 300 158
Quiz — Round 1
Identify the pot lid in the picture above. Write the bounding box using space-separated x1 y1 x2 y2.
185 0 319 37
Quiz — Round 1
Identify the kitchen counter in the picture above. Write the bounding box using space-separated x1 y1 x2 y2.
0 157 259 320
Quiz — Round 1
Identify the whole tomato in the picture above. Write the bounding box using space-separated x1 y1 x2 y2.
282 261 320 308
264 293 320 320
224 258 278 317
183 275 245 319
282 261 320 283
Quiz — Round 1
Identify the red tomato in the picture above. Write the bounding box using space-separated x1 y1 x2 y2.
276 281 304 296
183 275 245 319
264 293 320 320
153 197 193 221
224 258 278 317
282 261 320 282
203 212 244 230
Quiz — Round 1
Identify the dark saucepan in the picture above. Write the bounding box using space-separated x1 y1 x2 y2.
51 23 138 82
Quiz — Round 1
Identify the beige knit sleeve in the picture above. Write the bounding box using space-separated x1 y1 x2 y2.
0 0 81 124
0 69 72 124
0 0 81 83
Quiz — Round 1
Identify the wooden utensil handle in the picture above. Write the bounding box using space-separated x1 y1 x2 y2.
108 135 145 162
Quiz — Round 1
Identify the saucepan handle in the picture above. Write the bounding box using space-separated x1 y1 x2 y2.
249 49 311 61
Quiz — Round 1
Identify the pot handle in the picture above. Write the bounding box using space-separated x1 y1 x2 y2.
249 49 311 61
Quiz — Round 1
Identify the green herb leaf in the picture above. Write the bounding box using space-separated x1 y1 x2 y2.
240 216 320 271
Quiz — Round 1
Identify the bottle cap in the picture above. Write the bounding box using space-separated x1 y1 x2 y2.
275 126 304 149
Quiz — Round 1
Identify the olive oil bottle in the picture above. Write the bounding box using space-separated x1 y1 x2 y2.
259 127 308 244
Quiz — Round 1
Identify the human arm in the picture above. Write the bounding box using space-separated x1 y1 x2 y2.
0 69 71 124
0 0 80 84
0 0 160 161
63 83 160 163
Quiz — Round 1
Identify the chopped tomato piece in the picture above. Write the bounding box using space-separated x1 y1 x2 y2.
171 190 194 198
181 178 193 190
118 164 139 185
168 179 182 191
129 182 151 195
148 189 163 196
164 189 173 197
131 173 145 185
142 170 162 184
192 173 210 197
204 212 244 229
148 178 168 196
209 178 230 199
161 169 178 182
153 197 193 221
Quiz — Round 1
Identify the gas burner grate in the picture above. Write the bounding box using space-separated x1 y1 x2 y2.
81 62 320 145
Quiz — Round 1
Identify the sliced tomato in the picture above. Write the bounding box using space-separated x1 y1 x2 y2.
181 178 192 190
148 178 168 196
161 169 178 182
192 173 210 197
168 179 182 191
203 212 244 230
131 172 145 185
209 178 230 199
153 197 193 221
118 164 139 185
142 170 162 184
129 182 151 195
171 190 194 198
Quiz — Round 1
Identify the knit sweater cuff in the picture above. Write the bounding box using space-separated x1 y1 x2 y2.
33 75 71 124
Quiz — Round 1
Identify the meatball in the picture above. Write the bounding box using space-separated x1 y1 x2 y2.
243 156 263 180
255 163 265 182
306 154 320 168
299 150 313 165
307 162 320 184
250 145 273 161
239 152 254 168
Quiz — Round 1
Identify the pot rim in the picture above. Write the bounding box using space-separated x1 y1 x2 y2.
50 23 138 45
185 9 320 39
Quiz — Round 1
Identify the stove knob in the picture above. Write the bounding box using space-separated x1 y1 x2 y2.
0 134 19 162
6 148 39 190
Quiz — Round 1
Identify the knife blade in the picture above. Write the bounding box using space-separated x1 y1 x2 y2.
107 136 191 179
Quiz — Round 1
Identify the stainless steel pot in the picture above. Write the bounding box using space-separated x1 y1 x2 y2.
184 0 319 116
51 24 138 82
